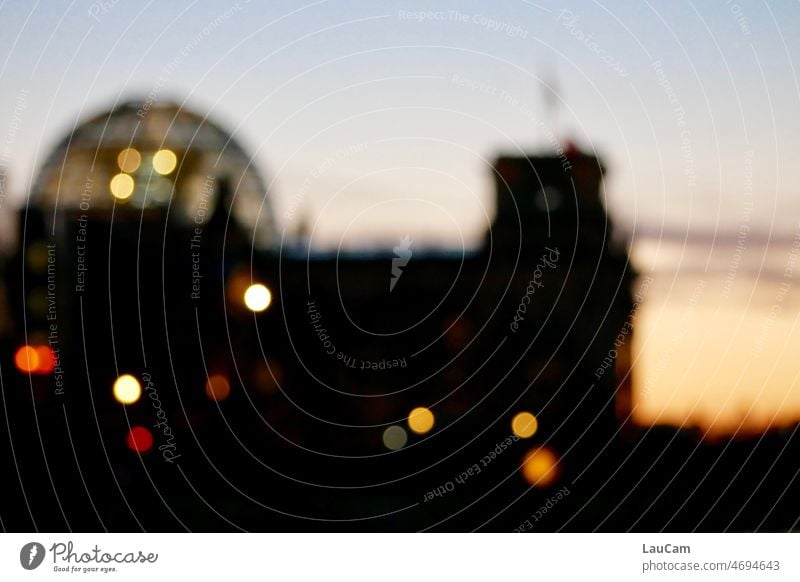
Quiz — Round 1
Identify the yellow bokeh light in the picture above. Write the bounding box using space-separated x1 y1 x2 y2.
244 283 272 312
521 446 560 487
110 173 135 200
511 411 538 439
117 148 141 173
152 149 177 175
25 242 49 274
408 406 435 434
113 374 142 405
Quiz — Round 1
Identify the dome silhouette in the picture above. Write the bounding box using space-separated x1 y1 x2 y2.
33 99 276 246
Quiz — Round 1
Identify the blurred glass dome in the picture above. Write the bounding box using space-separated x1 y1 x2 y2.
33 99 276 247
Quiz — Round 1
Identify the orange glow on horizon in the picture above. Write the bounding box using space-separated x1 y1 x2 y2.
631 274 800 437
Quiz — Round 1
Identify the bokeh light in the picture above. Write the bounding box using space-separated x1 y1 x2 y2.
408 406 435 434
152 149 177 175
117 148 141 172
521 446 560 487
382 425 408 450
205 374 231 401
35 346 56 374
244 283 272 312
14 345 39 373
110 173 135 200
253 359 283 394
512 411 539 439
113 374 142 405
27 289 48 317
25 242 49 274
126 426 154 453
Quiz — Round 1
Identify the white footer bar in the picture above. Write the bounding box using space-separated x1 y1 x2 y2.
1 533 796 581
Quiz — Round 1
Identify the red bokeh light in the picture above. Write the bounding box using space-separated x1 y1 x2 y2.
14 344 56 375
35 346 55 374
126 426 154 454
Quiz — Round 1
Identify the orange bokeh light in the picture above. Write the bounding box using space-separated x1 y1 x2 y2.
14 345 57 375
408 406 435 434
14 345 40 373
521 446 560 487
205 374 231 401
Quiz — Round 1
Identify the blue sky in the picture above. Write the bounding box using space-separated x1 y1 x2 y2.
1 0 798 249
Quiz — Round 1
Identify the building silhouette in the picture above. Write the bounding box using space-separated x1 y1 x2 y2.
3 99 795 533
